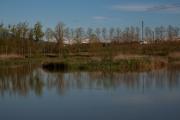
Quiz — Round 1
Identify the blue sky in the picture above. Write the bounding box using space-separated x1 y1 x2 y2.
0 0 180 28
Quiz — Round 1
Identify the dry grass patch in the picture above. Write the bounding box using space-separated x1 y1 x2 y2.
0 54 25 59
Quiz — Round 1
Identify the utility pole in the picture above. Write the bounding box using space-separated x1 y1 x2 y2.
142 20 144 41
152 31 155 42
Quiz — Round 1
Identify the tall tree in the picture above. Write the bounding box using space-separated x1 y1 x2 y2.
87 28 93 39
145 26 153 41
102 27 107 42
28 28 34 41
95 28 101 41
109 28 115 42
64 27 70 39
135 27 140 41
116 27 121 42
123 27 130 42
74 27 84 44
129 26 135 42
70 28 75 42
14 22 29 40
0 23 9 40
45 28 54 42
54 22 65 46
33 22 44 41
159 26 166 41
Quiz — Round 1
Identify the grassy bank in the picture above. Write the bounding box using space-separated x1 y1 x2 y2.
0 53 169 72
41 56 166 72
2 41 180 71
0 57 43 67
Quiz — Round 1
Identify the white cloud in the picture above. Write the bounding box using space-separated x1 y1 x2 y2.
111 3 180 13
112 4 152 12
147 3 180 12
93 16 108 20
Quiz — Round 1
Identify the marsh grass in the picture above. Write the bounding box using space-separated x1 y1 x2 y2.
42 56 166 72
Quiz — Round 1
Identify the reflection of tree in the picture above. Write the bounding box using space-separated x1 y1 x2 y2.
31 74 44 96
45 70 180 93
56 73 65 95
0 65 180 97
0 64 44 96
168 69 179 89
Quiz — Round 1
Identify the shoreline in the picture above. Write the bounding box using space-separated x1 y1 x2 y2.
0 54 168 72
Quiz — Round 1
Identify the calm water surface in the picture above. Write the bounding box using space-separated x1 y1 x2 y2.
0 64 180 120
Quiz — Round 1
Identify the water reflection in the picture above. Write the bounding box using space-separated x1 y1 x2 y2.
0 65 180 97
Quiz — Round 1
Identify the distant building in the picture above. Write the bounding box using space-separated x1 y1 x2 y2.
63 37 74 45
174 36 180 41
81 38 90 44
47 37 91 45
139 40 148 45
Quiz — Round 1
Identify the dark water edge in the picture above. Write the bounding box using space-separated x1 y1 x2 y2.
0 64 180 120
42 58 165 73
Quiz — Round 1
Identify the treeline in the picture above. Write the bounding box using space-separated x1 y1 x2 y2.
0 21 180 56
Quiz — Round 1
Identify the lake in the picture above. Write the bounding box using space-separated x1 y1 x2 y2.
0 64 180 120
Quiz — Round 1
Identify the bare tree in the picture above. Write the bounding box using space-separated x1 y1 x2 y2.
95 28 101 41
123 27 130 42
64 27 71 44
28 28 34 41
115 27 121 42
145 26 153 42
53 22 66 56
109 28 115 42
159 26 166 41
0 23 9 40
64 27 70 38
45 28 54 42
87 27 93 39
135 27 140 41
54 22 65 46
174 27 180 38
70 28 75 41
74 27 84 44
155 27 161 41
129 26 135 42
102 27 107 42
